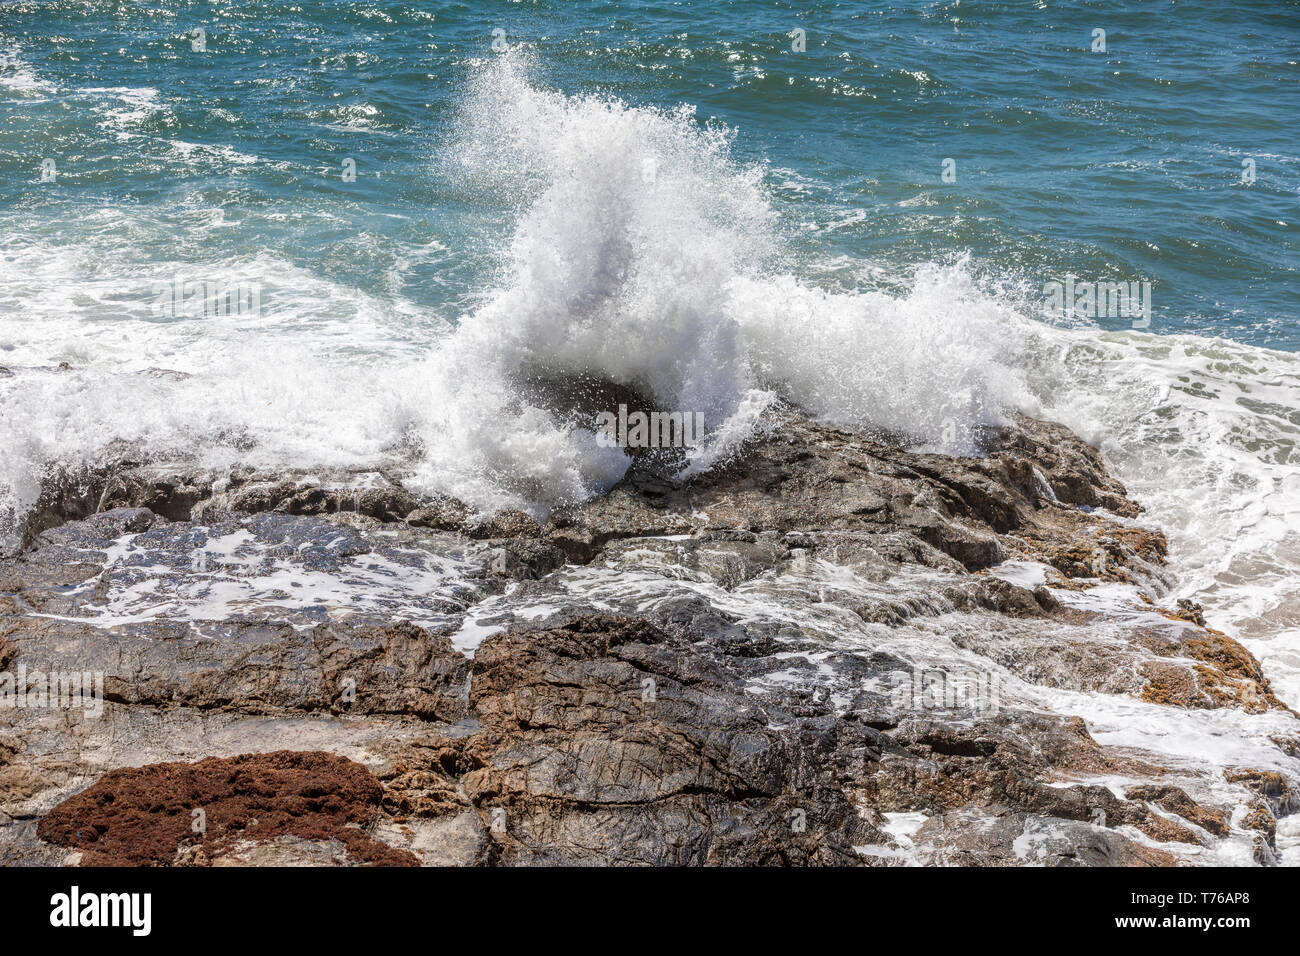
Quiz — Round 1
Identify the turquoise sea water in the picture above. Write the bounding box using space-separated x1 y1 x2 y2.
1 0 1296 346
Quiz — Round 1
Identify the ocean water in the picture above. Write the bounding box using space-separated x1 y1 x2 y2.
1 0 1299 838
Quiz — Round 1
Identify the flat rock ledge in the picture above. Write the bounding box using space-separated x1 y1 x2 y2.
1 406 1296 866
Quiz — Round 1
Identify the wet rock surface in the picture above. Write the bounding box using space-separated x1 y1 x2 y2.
1 406 1296 866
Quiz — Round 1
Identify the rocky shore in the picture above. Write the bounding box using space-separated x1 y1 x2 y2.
1 403 1296 866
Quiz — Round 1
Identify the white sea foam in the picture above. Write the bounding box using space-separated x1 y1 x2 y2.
0 45 54 94
81 86 169 134
396 56 1023 510
1008 326 1300 718
0 58 1041 524
1 60 1298 820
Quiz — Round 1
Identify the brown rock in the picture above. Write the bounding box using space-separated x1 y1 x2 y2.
37 751 416 866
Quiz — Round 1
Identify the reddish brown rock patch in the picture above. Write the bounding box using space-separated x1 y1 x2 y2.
37 750 416 866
